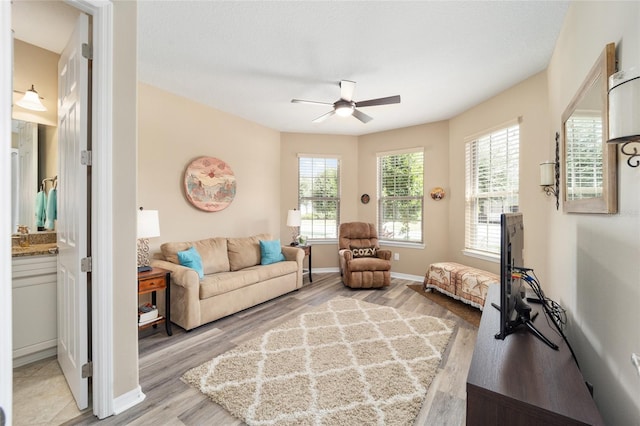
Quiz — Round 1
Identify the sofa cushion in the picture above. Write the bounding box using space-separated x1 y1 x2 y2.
228 233 270 271
199 270 261 299
247 260 299 282
177 246 204 279
260 239 286 265
161 238 230 274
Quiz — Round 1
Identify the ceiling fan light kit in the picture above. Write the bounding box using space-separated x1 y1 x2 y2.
292 80 400 124
335 100 355 117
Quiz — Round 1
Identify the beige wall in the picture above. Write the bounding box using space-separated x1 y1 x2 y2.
280 122 449 277
448 71 552 280
280 133 358 268
358 122 450 276
138 83 282 251
12 40 58 126
546 2 640 424
13 40 59 205
113 0 140 400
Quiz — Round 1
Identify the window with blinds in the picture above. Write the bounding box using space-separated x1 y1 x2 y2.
377 149 424 243
298 156 340 240
565 112 603 200
465 124 519 255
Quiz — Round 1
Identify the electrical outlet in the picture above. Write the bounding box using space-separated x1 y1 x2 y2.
393 252 400 261
632 353 640 376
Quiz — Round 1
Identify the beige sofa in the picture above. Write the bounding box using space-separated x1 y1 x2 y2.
151 233 303 330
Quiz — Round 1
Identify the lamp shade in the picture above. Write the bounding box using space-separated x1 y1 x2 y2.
540 162 555 186
137 209 160 239
286 209 301 227
16 85 47 112
608 69 640 143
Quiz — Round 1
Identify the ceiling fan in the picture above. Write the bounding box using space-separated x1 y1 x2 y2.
291 80 401 124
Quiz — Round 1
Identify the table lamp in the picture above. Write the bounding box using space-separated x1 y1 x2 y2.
137 208 160 272
286 209 301 246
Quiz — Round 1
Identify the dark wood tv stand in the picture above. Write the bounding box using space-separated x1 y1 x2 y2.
466 285 604 425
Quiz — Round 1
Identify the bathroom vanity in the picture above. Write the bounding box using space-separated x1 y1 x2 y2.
11 233 58 367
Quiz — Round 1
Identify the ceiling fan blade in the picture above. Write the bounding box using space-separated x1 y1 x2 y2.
312 110 336 123
352 109 373 124
340 80 356 101
291 99 333 106
355 95 401 108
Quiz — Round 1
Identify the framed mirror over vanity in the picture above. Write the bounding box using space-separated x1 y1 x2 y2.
11 119 58 233
561 43 617 214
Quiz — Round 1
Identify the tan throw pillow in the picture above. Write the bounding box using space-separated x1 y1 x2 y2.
350 245 377 258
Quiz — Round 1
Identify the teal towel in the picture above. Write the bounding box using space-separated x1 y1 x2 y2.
35 190 47 228
45 188 57 230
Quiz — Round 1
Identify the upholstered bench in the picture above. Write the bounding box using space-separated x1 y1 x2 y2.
423 262 499 310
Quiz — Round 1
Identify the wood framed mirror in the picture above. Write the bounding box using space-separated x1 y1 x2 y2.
562 43 617 213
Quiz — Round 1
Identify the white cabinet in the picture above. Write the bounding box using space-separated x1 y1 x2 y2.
12 254 57 367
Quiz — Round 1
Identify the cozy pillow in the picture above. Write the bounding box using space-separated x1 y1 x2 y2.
259 239 286 265
177 246 204 279
350 245 378 258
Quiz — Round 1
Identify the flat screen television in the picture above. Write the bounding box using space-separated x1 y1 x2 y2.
493 212 558 350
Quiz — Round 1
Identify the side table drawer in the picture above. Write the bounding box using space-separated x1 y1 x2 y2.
139 277 165 293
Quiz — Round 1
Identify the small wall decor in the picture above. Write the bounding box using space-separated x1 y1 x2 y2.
430 187 445 200
360 194 370 204
184 156 236 212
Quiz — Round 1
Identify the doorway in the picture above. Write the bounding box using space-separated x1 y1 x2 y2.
4 0 119 422
11 0 91 417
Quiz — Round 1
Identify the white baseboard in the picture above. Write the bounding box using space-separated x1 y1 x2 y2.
390 272 424 282
12 345 57 368
112 385 145 415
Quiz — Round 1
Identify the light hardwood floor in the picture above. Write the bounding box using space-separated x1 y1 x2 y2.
64 273 478 425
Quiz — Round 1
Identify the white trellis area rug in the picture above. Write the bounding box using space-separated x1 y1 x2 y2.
182 296 455 426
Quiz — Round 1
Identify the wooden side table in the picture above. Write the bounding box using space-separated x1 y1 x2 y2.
299 245 312 282
138 267 172 336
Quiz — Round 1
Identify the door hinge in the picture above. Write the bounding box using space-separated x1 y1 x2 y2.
82 43 93 60
81 150 92 166
81 257 92 273
82 361 93 378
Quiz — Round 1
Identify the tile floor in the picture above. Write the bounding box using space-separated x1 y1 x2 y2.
13 357 83 426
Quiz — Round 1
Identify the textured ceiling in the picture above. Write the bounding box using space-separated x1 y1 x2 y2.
13 1 570 136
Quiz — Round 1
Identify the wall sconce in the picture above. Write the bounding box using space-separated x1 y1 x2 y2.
14 84 47 112
608 68 640 167
137 208 160 272
286 209 301 246
540 132 560 210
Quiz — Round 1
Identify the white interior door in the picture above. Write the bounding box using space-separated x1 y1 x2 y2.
57 12 89 410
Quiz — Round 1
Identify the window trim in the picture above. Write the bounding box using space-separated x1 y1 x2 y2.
376 148 424 245
464 120 520 256
297 154 341 242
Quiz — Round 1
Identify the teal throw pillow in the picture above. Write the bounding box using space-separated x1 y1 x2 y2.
260 239 286 265
177 246 204 279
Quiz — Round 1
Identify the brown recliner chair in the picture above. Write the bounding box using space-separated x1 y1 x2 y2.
338 222 392 288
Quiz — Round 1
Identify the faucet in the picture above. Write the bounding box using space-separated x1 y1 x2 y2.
17 225 30 247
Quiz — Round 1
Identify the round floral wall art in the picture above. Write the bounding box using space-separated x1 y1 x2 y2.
184 156 236 212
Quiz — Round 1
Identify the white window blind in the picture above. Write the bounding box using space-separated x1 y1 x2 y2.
377 149 424 243
298 156 340 240
465 124 519 255
565 112 603 200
